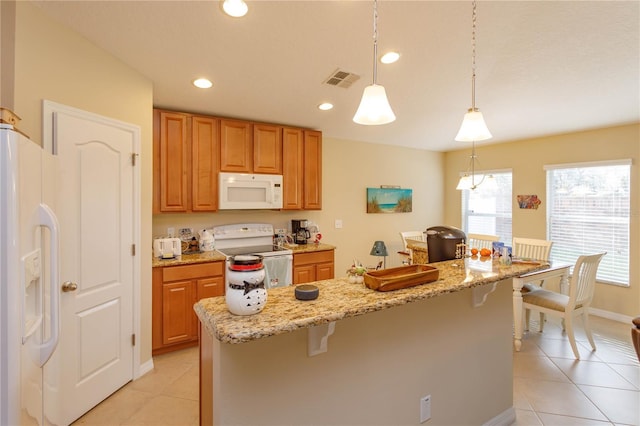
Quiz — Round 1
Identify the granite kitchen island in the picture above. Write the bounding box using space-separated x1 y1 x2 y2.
195 257 547 425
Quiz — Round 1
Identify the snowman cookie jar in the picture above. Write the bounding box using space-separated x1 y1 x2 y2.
226 255 267 315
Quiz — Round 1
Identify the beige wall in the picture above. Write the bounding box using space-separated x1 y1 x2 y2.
14 3 154 365
153 137 445 275
444 124 640 317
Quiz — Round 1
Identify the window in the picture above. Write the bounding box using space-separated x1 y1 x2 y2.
545 160 631 286
461 171 512 244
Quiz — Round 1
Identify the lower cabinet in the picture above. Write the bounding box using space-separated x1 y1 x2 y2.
293 250 335 284
153 261 224 355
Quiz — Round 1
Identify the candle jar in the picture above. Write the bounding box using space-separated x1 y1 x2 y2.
226 255 267 315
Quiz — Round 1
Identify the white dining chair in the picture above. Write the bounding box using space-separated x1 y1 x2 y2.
466 233 499 250
399 231 426 264
522 252 605 359
512 237 553 262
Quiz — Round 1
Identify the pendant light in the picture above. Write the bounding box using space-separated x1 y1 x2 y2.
455 0 491 142
353 0 396 125
456 0 494 191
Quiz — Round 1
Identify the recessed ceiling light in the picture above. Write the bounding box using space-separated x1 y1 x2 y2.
380 52 400 64
222 0 248 17
193 78 213 89
318 103 334 111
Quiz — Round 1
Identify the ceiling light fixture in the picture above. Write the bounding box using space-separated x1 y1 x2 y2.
455 140 497 190
193 78 213 89
455 0 491 143
380 51 400 64
456 0 494 191
318 103 334 111
222 0 248 18
353 0 396 126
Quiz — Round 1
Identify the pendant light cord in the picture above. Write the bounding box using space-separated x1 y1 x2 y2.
372 0 379 85
470 0 477 111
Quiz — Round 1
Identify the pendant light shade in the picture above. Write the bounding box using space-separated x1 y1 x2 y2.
455 109 492 142
455 0 491 142
353 84 396 125
353 0 396 126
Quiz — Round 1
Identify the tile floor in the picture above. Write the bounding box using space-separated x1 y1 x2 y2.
73 315 639 425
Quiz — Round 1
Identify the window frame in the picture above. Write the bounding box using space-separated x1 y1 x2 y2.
544 159 631 287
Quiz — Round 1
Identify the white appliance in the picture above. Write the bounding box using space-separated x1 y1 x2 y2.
218 172 283 210
0 124 61 425
213 223 293 289
153 237 182 259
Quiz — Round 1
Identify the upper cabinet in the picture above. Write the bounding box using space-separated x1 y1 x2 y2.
154 108 321 213
303 130 322 210
153 109 219 213
219 119 253 173
253 124 283 174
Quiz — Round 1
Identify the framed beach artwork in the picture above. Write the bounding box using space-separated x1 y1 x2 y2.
366 187 412 213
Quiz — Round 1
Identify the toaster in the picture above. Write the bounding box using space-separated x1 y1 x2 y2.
153 238 182 258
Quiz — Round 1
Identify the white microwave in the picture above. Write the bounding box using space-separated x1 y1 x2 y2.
219 172 283 210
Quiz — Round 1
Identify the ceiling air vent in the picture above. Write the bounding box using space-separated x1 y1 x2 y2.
323 69 360 88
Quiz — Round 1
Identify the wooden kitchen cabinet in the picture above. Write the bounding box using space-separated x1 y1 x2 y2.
282 127 304 209
253 124 283 174
152 261 224 355
282 128 322 210
153 109 219 213
219 119 253 172
293 250 334 284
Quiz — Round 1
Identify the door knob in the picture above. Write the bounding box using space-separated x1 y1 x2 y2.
61 281 78 292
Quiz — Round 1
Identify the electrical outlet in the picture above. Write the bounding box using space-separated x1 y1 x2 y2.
335 219 343 229
167 227 175 237
420 395 431 423
275 228 287 235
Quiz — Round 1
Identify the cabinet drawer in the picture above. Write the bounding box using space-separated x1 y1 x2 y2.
293 250 334 267
163 261 223 282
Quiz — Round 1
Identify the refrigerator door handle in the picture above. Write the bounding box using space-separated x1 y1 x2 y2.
35 203 61 366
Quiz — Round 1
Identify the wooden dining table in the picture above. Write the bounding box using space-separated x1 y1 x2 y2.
512 260 572 351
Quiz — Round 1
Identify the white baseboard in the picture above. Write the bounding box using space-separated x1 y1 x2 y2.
483 407 516 426
589 308 634 325
136 358 155 379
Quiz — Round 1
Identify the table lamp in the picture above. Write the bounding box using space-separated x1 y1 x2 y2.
370 240 389 269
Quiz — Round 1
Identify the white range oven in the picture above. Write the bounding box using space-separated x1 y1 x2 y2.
212 223 293 289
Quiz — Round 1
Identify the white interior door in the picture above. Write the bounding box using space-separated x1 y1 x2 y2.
44 109 137 425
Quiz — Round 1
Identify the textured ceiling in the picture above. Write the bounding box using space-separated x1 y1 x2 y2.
32 0 640 152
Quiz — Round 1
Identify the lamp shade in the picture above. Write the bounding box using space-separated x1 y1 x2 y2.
456 174 473 190
370 240 389 257
455 109 492 142
353 84 396 125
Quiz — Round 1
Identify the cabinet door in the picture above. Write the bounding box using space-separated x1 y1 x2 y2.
157 110 189 212
197 276 225 299
282 127 304 210
303 130 322 210
220 119 252 172
162 280 197 345
293 265 315 285
315 262 335 281
191 116 219 211
253 124 282 174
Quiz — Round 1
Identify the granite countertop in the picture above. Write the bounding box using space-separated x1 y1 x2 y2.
152 250 227 268
194 257 548 344
152 243 335 268
283 242 336 253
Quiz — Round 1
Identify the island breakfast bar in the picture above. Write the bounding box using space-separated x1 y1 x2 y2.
195 258 547 425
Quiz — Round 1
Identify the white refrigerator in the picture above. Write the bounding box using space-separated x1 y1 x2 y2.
0 123 61 425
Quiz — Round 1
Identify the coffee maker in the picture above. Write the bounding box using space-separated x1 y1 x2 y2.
292 219 311 245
